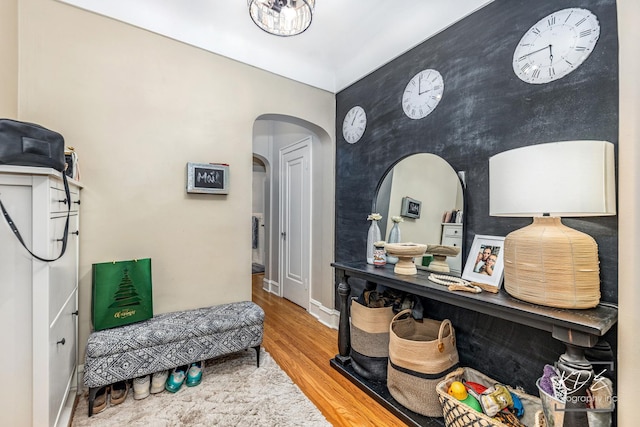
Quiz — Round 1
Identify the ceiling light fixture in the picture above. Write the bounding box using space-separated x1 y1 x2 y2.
248 0 315 37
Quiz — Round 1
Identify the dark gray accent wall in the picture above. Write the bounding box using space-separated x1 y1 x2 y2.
335 0 618 398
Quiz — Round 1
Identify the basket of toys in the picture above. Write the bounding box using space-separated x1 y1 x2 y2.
436 367 545 427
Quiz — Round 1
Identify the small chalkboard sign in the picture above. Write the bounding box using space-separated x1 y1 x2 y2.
186 162 229 194
401 196 421 219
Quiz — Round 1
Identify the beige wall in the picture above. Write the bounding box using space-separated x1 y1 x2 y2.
617 1 639 425
17 0 335 360
0 0 18 117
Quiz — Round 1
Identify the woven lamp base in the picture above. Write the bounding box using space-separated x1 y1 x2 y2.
503 217 600 309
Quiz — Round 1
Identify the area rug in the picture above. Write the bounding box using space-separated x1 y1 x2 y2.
71 349 330 427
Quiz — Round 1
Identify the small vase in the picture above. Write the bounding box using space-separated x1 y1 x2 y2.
373 243 387 267
387 222 401 264
366 221 381 264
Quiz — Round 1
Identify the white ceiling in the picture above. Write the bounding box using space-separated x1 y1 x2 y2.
56 0 494 93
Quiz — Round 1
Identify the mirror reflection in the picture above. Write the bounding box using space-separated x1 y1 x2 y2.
374 153 464 275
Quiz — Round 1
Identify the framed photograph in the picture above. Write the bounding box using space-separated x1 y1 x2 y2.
186 162 229 194
462 235 506 290
401 196 421 219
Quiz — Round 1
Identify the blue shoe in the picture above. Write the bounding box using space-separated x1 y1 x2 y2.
185 361 203 387
165 365 187 393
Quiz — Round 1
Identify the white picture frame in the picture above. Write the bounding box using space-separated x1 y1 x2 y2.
462 234 505 290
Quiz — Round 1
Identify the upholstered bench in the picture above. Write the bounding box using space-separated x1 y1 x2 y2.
83 300 264 416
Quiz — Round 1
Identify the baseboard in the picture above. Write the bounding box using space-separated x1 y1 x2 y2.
264 278 280 296
57 367 79 427
260 280 338 329
309 298 339 330
76 363 85 392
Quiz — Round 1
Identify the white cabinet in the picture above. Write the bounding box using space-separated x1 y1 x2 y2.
441 223 462 275
0 166 81 427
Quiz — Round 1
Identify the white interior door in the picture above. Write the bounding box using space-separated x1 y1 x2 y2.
280 138 311 309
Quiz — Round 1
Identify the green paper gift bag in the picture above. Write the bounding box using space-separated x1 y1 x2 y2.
92 258 153 331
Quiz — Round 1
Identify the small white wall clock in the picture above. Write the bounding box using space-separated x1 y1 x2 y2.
402 69 444 120
513 8 600 84
342 105 367 144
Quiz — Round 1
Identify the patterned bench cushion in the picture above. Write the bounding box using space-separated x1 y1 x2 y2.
83 301 264 388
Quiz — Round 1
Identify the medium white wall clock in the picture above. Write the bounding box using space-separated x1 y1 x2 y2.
513 8 600 84
402 69 444 120
342 105 367 144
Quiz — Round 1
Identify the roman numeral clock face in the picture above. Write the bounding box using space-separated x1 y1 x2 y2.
342 105 367 144
513 8 600 84
402 69 444 120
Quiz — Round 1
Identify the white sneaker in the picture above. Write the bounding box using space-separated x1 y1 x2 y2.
133 375 150 400
150 370 169 394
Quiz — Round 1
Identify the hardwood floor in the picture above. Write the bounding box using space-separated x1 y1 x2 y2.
252 274 406 427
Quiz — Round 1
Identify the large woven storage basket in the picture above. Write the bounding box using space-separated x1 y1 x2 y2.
388 310 459 417
436 367 545 427
350 298 395 382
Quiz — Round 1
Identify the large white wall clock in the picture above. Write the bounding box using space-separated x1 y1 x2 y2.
402 69 444 120
513 8 600 84
342 105 367 144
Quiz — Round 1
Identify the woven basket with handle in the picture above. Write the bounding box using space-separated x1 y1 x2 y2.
436 367 546 427
387 309 459 417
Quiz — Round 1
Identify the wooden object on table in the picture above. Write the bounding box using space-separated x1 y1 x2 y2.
425 244 461 273
472 282 500 294
384 242 427 275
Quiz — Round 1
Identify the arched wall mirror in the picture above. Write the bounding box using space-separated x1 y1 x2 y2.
373 153 465 276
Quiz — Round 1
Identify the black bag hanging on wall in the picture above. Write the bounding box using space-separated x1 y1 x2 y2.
0 118 71 262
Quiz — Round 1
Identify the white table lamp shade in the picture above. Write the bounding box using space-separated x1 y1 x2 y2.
489 140 616 217
489 140 616 309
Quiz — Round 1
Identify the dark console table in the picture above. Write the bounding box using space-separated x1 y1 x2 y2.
330 261 618 427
